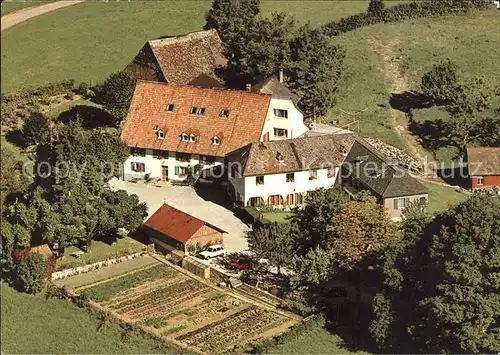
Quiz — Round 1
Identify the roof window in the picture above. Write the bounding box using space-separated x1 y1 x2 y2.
190 106 206 115
220 109 230 118
166 103 175 112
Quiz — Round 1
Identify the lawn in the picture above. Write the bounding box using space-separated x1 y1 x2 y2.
1 0 369 93
1 283 174 354
0 0 52 15
58 236 146 270
264 323 364 354
45 98 102 118
423 181 469 214
80 263 175 302
262 211 293 224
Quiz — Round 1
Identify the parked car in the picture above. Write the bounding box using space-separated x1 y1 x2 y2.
198 245 226 259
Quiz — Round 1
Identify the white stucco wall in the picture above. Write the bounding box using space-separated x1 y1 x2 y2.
261 97 308 140
230 166 340 206
123 149 223 181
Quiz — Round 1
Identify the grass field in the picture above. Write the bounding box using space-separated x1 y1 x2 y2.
331 8 500 149
1 283 173 354
0 0 369 93
422 182 469 214
0 0 52 15
80 263 175 302
265 323 364 354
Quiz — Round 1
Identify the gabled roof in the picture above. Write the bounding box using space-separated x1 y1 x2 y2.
344 139 428 198
252 76 293 98
466 147 500 175
144 203 226 243
121 81 272 156
126 29 227 85
227 134 356 176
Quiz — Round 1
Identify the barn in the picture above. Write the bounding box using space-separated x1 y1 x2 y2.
144 203 226 254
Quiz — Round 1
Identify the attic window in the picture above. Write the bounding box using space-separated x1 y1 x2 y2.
157 130 164 140
276 152 284 162
181 133 189 142
212 136 220 145
220 109 230 118
190 106 206 115
189 134 197 142
166 103 175 112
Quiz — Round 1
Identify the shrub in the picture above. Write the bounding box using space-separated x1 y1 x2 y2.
15 252 47 294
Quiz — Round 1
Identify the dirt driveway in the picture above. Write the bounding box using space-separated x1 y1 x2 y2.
109 178 250 253
1 1 84 32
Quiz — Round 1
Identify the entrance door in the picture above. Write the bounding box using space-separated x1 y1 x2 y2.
161 166 168 181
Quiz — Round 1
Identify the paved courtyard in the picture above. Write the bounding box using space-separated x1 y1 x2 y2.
109 178 250 253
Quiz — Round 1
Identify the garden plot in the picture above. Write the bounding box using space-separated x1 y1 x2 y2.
78 263 297 352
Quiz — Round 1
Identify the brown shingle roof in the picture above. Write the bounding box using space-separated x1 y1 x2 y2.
344 139 428 198
227 134 356 176
144 204 226 243
121 81 272 156
466 147 500 175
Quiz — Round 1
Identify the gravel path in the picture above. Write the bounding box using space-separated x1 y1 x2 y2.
54 255 158 290
1 0 84 32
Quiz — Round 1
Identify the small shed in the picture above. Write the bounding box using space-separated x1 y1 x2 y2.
144 203 227 253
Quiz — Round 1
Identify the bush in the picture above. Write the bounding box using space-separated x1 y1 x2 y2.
15 252 47 294
279 291 317 316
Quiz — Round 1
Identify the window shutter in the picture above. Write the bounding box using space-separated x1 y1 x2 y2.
175 166 179 175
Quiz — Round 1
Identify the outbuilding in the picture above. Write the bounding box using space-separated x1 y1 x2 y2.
144 203 226 254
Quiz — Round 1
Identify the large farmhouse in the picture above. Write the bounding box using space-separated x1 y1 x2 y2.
120 80 308 181
226 134 356 207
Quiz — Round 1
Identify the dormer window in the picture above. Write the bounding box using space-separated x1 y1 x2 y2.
189 134 196 142
166 103 175 112
181 133 189 142
220 109 230 118
276 152 284 163
190 106 206 115
212 136 220 145
157 130 164 140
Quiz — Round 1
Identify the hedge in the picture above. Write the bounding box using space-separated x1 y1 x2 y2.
321 0 488 37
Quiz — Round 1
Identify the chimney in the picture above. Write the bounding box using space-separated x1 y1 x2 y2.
279 69 284 83
246 83 252 91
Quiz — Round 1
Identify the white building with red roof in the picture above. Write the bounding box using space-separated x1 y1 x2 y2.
120 80 308 181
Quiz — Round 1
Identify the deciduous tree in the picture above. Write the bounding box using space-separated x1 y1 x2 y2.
288 24 345 116
22 112 51 146
420 59 459 105
371 195 500 353
246 222 294 275
290 186 348 254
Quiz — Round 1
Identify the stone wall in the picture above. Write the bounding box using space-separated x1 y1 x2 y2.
365 138 423 174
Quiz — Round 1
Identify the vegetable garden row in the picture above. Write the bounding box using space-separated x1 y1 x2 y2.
78 263 298 352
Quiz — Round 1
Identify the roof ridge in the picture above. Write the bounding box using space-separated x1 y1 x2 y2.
148 29 218 46
135 79 273 97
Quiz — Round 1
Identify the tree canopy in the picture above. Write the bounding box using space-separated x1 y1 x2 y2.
371 195 500 353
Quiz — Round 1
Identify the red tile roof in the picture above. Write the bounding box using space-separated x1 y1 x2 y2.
121 81 272 156
144 204 226 243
